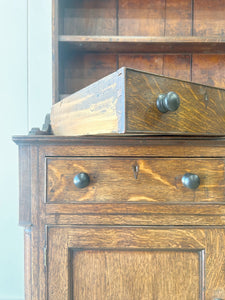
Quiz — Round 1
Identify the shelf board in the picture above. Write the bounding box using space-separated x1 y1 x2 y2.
59 35 225 54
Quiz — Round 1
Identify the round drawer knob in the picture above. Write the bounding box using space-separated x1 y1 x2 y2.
156 91 180 113
73 172 90 189
182 173 200 190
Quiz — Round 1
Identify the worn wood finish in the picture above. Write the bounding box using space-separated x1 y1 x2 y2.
73 250 199 299
192 55 225 88
163 55 191 81
118 0 165 36
119 55 164 74
53 0 225 102
13 135 225 299
52 68 125 135
58 53 225 99
59 36 225 54
47 226 225 300
62 0 117 35
194 0 225 37
126 68 225 135
47 157 225 204
165 0 192 36
46 213 225 227
61 52 117 94
13 135 225 157
18 0 225 298
45 202 225 216
51 67 225 136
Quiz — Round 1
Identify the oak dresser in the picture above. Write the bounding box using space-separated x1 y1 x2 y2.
13 0 225 299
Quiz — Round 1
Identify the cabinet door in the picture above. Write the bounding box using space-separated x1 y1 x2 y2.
47 226 225 300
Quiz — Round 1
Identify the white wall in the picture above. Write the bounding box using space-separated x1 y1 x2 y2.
0 0 52 299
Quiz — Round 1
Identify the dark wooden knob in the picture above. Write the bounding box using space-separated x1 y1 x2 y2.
182 173 200 190
156 91 180 113
73 172 90 189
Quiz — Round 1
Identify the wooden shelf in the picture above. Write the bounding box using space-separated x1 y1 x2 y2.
59 35 225 54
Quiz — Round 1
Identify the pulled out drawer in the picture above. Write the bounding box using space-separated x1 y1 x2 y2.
51 67 225 136
46 157 225 204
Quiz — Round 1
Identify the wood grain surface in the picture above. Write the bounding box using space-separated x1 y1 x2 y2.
61 52 117 94
192 55 225 88
59 36 225 54
51 68 125 135
118 0 165 36
60 0 225 37
46 157 225 204
18 0 225 298
13 135 225 299
52 67 225 135
126 68 225 135
62 0 117 35
54 0 225 102
194 0 225 37
58 53 225 100
73 250 200 300
165 0 192 36
47 226 225 300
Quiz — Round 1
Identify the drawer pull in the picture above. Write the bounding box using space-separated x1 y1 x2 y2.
73 172 90 189
182 173 200 190
156 91 180 113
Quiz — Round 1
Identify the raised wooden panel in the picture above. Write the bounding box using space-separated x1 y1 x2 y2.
46 157 225 204
47 226 225 300
194 0 225 36
118 0 165 36
62 0 117 35
73 250 200 300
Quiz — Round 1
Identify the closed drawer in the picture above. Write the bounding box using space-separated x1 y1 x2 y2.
46 157 225 204
51 68 225 136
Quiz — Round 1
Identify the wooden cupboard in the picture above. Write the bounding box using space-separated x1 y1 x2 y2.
13 136 225 299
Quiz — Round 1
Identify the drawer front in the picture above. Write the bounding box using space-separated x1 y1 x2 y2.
126 69 225 135
46 157 225 204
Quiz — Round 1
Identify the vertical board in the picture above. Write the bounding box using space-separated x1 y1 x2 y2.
119 55 191 82
194 0 225 36
119 55 163 74
165 0 192 36
118 0 165 36
163 55 191 81
62 53 117 94
192 55 225 88
63 0 117 35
